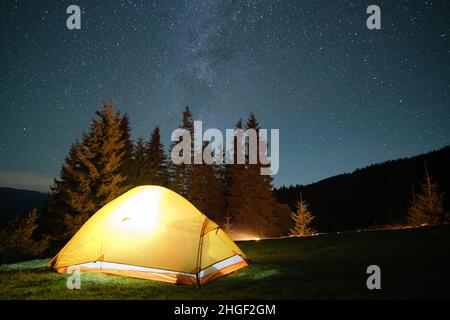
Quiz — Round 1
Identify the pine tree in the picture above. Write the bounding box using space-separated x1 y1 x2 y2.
119 114 134 188
225 119 250 232
128 127 169 188
0 209 49 262
204 160 225 223
228 114 283 238
167 107 225 221
46 102 132 238
47 140 96 238
169 106 194 197
86 102 130 205
188 143 225 223
407 169 447 226
128 137 149 187
45 141 84 227
146 127 169 186
188 157 209 213
290 196 316 236
246 114 282 237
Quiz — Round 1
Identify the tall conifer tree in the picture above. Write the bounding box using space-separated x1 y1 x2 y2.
188 142 225 223
169 106 194 197
46 102 132 238
225 119 249 232
128 137 149 187
232 113 282 237
146 127 169 187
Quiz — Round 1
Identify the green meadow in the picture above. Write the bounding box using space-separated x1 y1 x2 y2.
1 224 449 299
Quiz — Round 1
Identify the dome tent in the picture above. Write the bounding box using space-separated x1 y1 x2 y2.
48 186 248 286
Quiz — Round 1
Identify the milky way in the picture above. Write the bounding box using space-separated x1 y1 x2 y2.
0 0 449 191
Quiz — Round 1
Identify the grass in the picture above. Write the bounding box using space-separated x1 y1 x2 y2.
1 224 449 299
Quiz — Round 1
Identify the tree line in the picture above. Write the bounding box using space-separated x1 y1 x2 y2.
2 101 449 263
275 146 450 233
36 101 290 252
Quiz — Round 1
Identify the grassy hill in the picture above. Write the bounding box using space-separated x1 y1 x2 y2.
1 224 449 299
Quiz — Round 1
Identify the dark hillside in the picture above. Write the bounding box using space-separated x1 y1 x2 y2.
274 146 450 232
0 187 47 226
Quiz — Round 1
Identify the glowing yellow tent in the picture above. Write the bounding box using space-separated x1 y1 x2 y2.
48 186 248 285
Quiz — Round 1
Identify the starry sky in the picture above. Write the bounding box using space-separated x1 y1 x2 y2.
0 0 449 192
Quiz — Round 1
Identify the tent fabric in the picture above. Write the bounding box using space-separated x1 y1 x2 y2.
48 185 248 285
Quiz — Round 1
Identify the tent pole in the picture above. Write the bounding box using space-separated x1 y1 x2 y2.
195 218 207 288
196 273 201 288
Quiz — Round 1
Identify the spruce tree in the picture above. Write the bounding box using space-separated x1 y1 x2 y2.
188 156 208 213
146 127 169 186
128 137 149 187
169 106 194 197
46 102 132 238
203 159 225 223
290 196 316 236
47 140 96 238
119 114 134 187
407 170 447 226
128 127 169 188
235 113 282 238
168 107 224 221
225 114 284 237
188 143 224 223
86 102 130 205
46 141 85 226
225 119 250 232
0 209 49 262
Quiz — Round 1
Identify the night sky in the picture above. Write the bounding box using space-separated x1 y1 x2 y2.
0 0 449 192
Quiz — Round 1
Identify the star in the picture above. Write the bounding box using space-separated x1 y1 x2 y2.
0 0 448 191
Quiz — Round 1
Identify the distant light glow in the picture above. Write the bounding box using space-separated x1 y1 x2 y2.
229 232 263 241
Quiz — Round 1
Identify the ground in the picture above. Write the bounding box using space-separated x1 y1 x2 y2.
1 225 449 299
